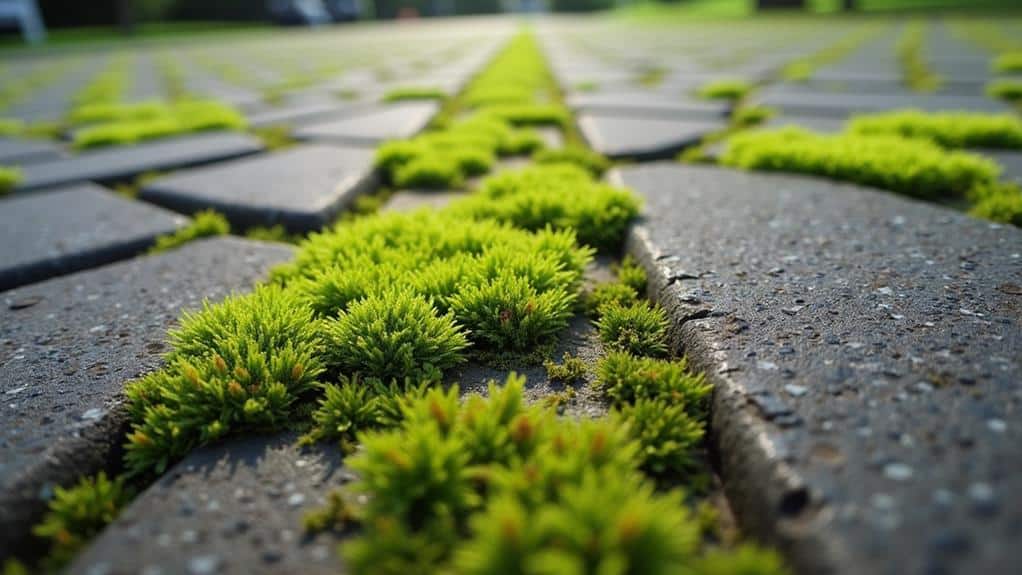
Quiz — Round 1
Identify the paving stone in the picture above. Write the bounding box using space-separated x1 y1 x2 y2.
0 183 186 291
140 144 377 232
384 189 466 212
759 114 845 133
754 88 1014 118
0 137 64 165
69 434 350 575
568 90 729 119
615 163 1022 575
245 102 363 128
577 112 725 160
14 132 264 193
0 238 293 558
294 102 438 145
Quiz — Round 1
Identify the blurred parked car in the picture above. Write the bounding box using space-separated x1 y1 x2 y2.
266 0 332 26
324 0 361 21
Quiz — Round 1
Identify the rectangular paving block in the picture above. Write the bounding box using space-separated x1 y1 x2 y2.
0 137 65 165
615 163 1022 575
568 90 729 119
577 112 725 160
0 183 186 291
294 102 438 146
976 150 1022 185
69 434 351 575
140 144 378 232
245 102 365 129
0 238 293 558
754 88 1014 118
14 132 265 193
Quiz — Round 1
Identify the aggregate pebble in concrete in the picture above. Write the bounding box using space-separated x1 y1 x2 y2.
577 112 725 160
0 137 64 165
140 144 377 232
0 183 186 291
616 163 1022 575
0 238 293 558
69 434 351 575
294 102 438 145
14 132 264 192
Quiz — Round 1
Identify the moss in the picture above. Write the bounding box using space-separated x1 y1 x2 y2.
969 184 1022 226
847 110 1022 150
393 154 466 189
697 544 790 575
636 66 667 87
698 79 752 101
72 100 246 149
70 101 168 125
987 79 1022 102
498 129 545 155
731 105 775 128
585 281 640 317
124 285 324 475
615 254 647 294
596 352 712 412
481 104 570 128
992 52 1022 74
300 376 408 450
0 166 22 196
597 302 670 358
447 164 641 252
245 224 302 244
383 87 448 102
532 145 610 176
462 33 554 109
615 398 704 479
304 490 358 534
721 128 1000 199
574 81 599 92
251 124 296 151
897 21 942 92
324 289 469 381
0 117 24 136
543 352 588 384
148 209 230 254
32 473 133 569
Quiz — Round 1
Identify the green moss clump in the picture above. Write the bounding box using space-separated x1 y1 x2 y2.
393 154 466 189
597 302 670 358
148 209 230 254
544 352 588 384
462 33 553 109
447 164 641 252
344 375 711 575
325 290 469 381
897 22 942 92
123 286 323 474
992 52 1022 73
697 544 790 575
615 254 647 294
532 145 610 176
615 398 704 479
586 281 640 317
383 87 448 102
72 100 247 149
597 352 711 412
251 124 296 151
698 79 752 101
0 166 22 196
987 79 1022 102
481 104 569 128
721 128 1000 199
303 490 357 534
32 473 133 568
0 117 24 136
732 105 775 128
969 183 1022 226
300 377 408 450
245 224 301 244
847 110 1022 150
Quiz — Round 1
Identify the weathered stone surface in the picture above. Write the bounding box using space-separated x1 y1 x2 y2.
0 183 186 291
568 91 729 119
141 144 377 232
69 434 351 575
755 88 1013 118
577 112 725 160
0 238 293 559
294 102 438 145
245 102 363 128
615 163 1022 575
978 150 1022 184
0 137 64 165
384 189 465 212
14 132 264 193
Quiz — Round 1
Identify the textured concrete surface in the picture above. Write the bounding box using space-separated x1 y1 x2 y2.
577 112 725 160
0 238 293 558
245 102 363 129
294 102 438 145
140 144 377 232
568 91 730 119
755 88 1014 118
0 184 186 291
616 163 1022 575
14 132 264 192
69 434 352 575
978 150 1022 185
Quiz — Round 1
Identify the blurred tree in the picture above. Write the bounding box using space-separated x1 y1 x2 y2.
453 0 500 14
842 0 856 10
549 0 614 12
756 0 805 9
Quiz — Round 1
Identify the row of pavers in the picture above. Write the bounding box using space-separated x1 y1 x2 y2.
1 15 1021 574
